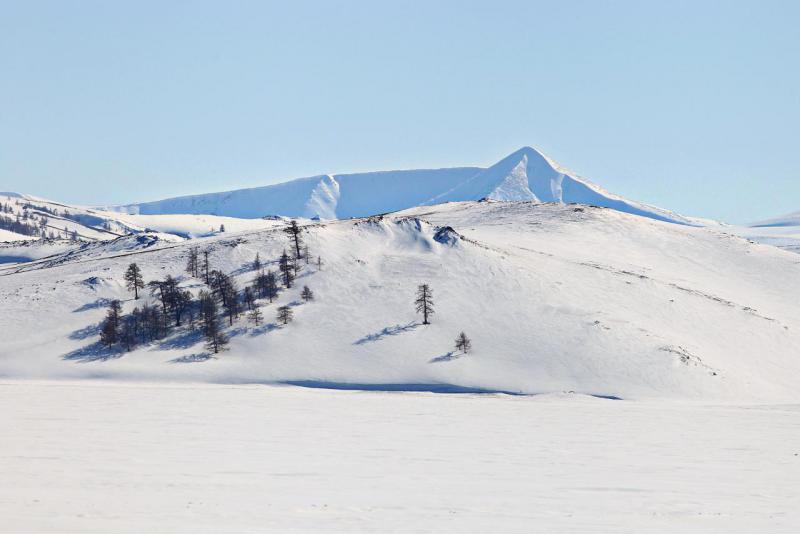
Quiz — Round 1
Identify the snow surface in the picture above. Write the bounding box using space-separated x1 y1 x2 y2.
2 201 799 401
106 147 693 225
1 381 798 533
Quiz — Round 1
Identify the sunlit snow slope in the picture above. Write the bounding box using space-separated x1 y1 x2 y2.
1 201 798 400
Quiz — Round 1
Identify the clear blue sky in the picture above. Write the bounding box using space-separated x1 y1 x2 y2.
2 0 798 223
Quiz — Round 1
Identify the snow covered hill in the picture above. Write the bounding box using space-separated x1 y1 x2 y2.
1 201 798 400
0 194 299 266
751 210 800 228
717 211 800 256
108 147 693 225
0 193 131 243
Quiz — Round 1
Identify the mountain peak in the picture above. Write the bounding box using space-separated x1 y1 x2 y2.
511 145 548 158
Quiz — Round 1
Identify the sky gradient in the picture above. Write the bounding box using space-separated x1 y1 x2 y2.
2 0 798 223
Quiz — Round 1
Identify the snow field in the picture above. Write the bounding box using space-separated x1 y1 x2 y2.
1 381 798 533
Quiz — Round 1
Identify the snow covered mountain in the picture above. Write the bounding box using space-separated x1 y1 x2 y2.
109 147 693 225
428 147 694 224
2 146 698 254
110 167 482 220
2 200 798 400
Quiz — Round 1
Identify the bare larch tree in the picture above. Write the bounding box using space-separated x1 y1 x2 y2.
415 284 434 325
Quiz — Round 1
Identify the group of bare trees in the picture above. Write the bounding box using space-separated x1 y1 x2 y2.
0 213 40 237
99 219 474 359
100 220 319 355
0 201 49 238
0 201 85 240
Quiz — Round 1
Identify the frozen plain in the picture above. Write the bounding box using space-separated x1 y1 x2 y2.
2 380 798 533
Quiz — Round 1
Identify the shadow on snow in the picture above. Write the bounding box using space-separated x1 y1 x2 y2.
62 341 124 363
169 353 216 364
72 298 112 313
157 328 204 350
353 321 420 345
280 381 624 399
429 351 463 363
280 380 527 395
68 322 102 340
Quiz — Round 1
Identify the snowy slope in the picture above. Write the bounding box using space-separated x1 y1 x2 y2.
0 193 135 241
108 212 291 239
711 211 800 256
1 201 798 400
0 228 36 242
107 147 693 224
0 194 300 250
110 167 482 220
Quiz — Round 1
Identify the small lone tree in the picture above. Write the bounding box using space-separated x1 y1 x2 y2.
317 256 323 271
455 332 472 353
301 286 314 302
124 263 145 299
415 283 434 325
252 252 262 272
277 305 293 325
